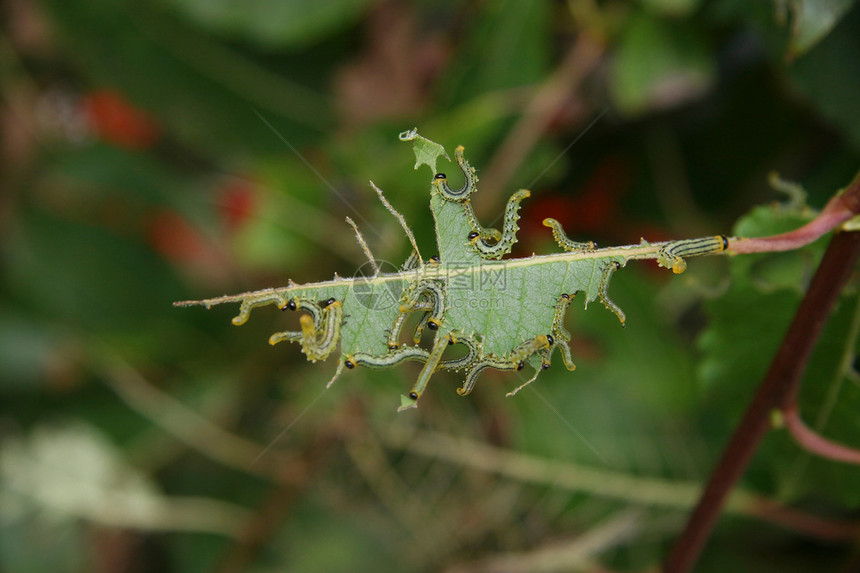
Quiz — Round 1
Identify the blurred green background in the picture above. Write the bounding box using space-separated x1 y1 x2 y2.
2 1 860 572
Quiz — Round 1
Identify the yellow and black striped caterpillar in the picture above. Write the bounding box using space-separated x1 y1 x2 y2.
656 235 729 274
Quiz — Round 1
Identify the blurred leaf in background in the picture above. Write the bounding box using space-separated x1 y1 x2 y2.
2 0 860 572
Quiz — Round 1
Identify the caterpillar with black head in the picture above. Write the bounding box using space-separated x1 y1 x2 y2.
467 189 531 260
433 145 477 202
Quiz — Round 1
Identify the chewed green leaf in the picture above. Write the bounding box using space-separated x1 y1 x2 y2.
398 128 449 174
176 130 735 409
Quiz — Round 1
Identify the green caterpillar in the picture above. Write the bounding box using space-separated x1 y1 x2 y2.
270 297 343 363
657 235 729 274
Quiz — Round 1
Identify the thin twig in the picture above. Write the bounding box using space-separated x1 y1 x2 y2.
442 510 642 573
382 430 860 541
96 352 290 481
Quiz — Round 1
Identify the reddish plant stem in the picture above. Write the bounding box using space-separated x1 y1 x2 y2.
664 228 860 573
729 169 860 255
781 406 860 465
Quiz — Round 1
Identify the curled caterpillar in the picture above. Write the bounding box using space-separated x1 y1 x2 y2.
433 145 477 202
461 202 502 244
345 345 430 370
547 293 577 371
348 333 479 376
395 279 447 345
269 297 326 345
437 332 482 372
458 356 519 397
598 261 626 326
387 301 433 349
468 189 531 260
270 298 343 363
399 280 446 316
298 300 342 362
457 334 551 396
543 218 596 252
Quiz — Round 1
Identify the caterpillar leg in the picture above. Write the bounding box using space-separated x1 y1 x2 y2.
468 189 531 260
598 261 626 326
542 218 596 252
398 333 453 411
656 235 729 274
432 145 477 202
